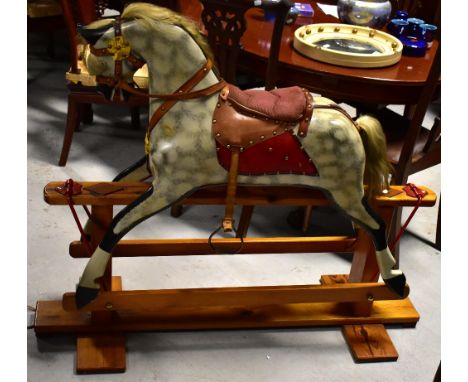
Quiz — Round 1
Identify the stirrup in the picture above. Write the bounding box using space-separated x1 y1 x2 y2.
208 224 244 254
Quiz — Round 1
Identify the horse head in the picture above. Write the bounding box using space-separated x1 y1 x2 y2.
78 19 145 100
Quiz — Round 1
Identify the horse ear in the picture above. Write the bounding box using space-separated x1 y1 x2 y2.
77 23 113 45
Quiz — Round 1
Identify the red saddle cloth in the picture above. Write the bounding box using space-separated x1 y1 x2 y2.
215 85 318 176
216 132 318 176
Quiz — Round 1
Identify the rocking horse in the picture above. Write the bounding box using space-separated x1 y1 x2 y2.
74 2 406 309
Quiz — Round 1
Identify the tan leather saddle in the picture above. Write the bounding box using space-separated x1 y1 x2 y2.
212 84 314 233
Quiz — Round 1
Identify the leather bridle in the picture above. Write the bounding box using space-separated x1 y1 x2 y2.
90 17 146 89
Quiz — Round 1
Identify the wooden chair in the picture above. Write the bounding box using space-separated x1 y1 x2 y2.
57 0 178 166
171 0 293 223
199 0 292 90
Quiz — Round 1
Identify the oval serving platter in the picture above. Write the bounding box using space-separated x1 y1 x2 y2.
293 23 403 68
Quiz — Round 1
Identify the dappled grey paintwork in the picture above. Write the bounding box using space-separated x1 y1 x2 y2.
77 11 403 297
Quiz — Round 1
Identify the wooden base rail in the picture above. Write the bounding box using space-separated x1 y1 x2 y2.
61 282 410 312
69 236 356 257
33 181 437 373
44 182 437 207
35 275 419 334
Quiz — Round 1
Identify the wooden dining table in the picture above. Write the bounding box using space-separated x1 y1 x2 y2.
179 0 439 106
178 0 441 257
179 0 440 195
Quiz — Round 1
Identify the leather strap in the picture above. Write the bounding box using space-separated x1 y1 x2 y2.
298 90 313 138
117 71 226 102
141 60 225 155
126 54 145 69
222 149 240 232
90 46 145 68
146 60 219 134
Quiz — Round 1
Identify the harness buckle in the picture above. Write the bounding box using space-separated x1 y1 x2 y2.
107 36 131 61
144 133 151 155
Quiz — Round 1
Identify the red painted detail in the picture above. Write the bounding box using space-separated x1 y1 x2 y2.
403 183 427 199
55 179 83 196
216 132 318 176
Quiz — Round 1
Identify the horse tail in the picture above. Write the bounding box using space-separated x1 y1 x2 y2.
355 115 392 198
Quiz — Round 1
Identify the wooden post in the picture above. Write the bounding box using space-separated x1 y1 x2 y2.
76 204 126 374
341 205 402 362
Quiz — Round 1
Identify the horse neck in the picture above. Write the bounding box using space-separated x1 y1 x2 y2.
130 23 219 99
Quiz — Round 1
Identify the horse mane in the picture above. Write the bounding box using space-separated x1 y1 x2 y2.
121 2 214 62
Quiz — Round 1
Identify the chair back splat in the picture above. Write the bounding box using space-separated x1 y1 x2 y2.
200 0 292 90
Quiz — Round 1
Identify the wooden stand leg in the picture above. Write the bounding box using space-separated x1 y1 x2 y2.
341 324 399 362
76 206 127 374
76 277 126 374
321 273 399 363
329 206 400 362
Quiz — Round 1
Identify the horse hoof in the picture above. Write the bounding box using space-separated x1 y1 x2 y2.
75 286 99 309
384 274 407 298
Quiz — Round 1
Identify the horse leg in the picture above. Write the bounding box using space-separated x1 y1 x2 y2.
112 155 151 182
76 178 182 308
326 189 406 297
83 156 152 236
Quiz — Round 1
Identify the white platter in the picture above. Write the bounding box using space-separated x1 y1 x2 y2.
293 23 403 68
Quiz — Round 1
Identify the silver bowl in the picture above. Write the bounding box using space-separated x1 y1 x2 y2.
337 0 392 29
